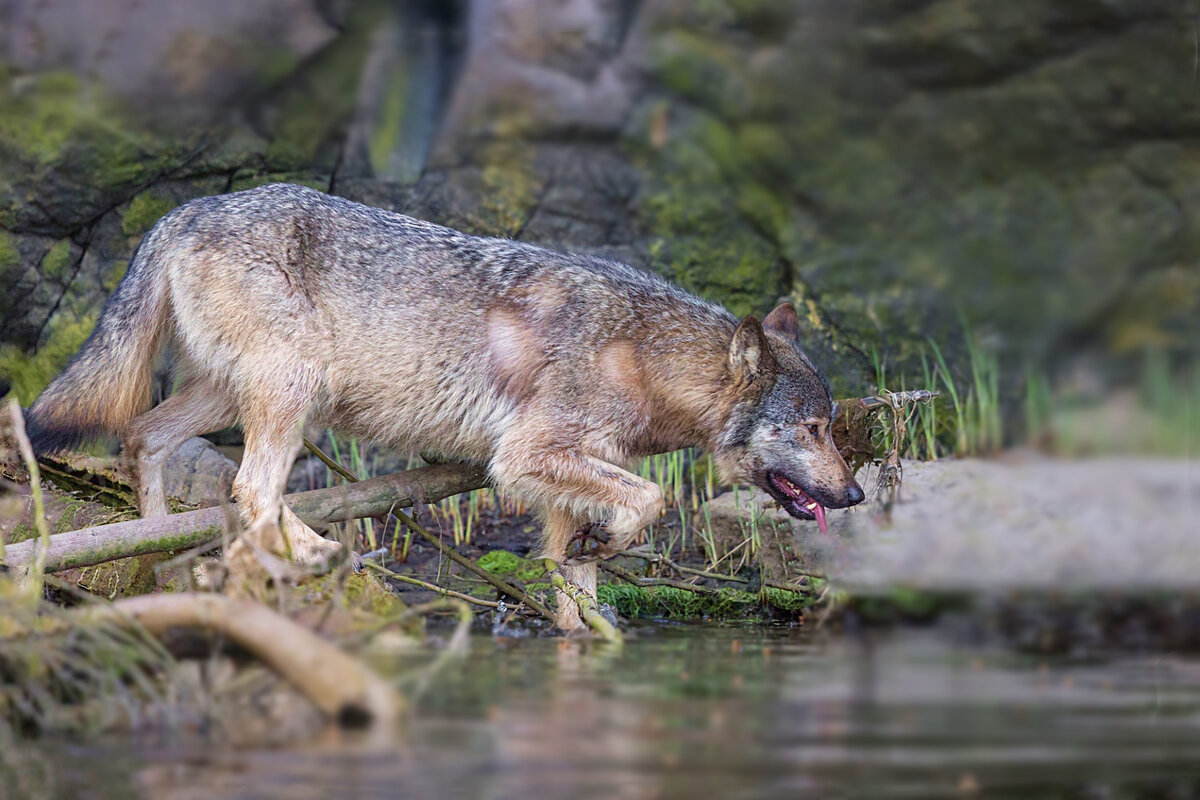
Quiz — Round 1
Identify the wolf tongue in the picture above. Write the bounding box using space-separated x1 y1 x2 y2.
808 501 827 534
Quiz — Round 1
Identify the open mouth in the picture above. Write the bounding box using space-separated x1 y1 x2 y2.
765 471 827 533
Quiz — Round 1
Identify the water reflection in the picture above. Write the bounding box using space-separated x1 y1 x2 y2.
9 624 1200 799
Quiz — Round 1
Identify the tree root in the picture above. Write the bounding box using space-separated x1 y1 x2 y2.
88 592 404 727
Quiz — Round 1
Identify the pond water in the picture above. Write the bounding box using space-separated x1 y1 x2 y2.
10 623 1200 799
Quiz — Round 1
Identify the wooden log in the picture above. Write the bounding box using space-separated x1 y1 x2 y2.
1 462 489 574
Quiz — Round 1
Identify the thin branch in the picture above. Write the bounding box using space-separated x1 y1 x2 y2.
391 509 555 623
1 462 490 574
600 561 719 595
7 399 51 591
303 436 360 483
620 546 749 583
362 561 502 609
763 577 821 593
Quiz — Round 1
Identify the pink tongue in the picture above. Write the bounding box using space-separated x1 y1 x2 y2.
810 502 827 534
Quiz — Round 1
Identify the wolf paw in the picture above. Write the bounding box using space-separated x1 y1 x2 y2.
564 523 618 565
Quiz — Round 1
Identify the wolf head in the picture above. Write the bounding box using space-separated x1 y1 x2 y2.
712 302 865 530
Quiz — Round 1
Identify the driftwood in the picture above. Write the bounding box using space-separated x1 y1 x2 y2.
1 462 489 574
89 593 403 726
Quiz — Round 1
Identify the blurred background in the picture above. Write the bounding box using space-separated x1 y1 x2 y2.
1 0 1196 457
3 4 1200 798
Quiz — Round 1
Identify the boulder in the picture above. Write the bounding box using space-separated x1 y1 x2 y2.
163 437 238 509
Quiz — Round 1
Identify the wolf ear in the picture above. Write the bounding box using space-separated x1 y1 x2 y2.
763 301 800 342
729 316 775 384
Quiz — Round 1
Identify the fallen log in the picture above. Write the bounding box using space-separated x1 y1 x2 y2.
1 462 490 574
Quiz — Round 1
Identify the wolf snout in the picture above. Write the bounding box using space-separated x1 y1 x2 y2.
823 481 864 509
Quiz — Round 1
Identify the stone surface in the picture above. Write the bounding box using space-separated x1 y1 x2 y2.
162 437 238 509
702 455 1200 594
3 0 1196 406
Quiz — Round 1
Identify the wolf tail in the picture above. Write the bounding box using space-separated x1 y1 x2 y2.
25 221 174 454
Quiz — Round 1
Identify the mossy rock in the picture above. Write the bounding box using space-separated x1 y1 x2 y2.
302 570 407 620
122 191 177 237
0 71 194 235
0 310 98 405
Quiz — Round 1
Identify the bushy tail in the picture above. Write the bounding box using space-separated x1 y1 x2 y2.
26 228 172 454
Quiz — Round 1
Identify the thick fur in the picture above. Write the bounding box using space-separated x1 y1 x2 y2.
26 235 171 452
26 183 862 629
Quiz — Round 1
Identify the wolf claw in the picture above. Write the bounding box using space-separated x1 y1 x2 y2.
564 523 613 565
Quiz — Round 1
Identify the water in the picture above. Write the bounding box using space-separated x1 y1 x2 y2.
9 624 1200 799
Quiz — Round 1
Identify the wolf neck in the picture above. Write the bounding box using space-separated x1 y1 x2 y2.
637 319 740 456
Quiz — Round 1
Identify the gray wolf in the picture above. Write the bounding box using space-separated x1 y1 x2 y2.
26 183 864 630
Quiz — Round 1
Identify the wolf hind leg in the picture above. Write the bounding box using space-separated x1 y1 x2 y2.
125 378 237 518
229 372 341 568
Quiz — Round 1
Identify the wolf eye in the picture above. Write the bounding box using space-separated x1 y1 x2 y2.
805 423 819 437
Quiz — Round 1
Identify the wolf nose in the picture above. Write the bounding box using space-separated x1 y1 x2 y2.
844 483 865 506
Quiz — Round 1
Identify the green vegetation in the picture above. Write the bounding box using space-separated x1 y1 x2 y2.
478 550 547 583
0 71 187 232
40 240 73 281
597 583 813 620
122 192 176 236
0 232 19 273
0 312 97 404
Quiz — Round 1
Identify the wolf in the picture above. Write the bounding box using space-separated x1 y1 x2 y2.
26 183 864 630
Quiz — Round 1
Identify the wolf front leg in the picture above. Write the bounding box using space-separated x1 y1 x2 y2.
492 439 664 632
540 506 598 631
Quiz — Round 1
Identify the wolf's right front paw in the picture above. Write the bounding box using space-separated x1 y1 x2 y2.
564 522 612 565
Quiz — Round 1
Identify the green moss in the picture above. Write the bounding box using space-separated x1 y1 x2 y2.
479 549 547 582
302 570 407 619
342 571 406 617
596 581 816 620
122 192 176 236
0 71 187 231
762 586 813 612
478 549 520 574
0 311 97 404
8 520 34 545
41 240 73 280
471 144 539 238
75 555 167 598
0 231 18 273
103 260 129 292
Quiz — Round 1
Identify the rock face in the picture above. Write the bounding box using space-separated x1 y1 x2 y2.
2 0 1196 405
